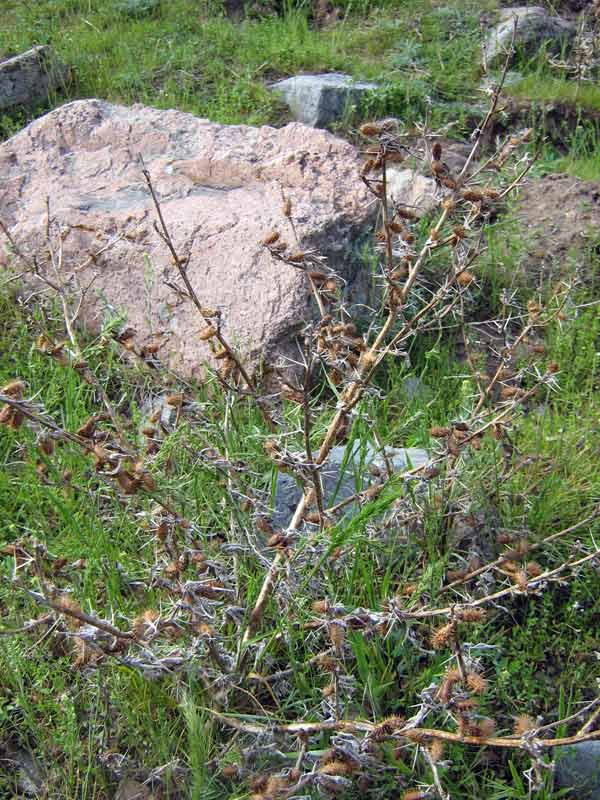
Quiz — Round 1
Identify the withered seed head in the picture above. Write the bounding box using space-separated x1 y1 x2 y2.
221 764 240 780
249 773 269 793
256 516 274 535
132 609 160 641
319 760 354 776
217 359 236 381
266 532 288 548
457 270 475 286
526 560 543 577
396 207 418 221
457 607 485 623
261 230 280 246
265 775 289 794
512 570 529 590
403 788 428 800
372 716 405 739
263 439 281 456
199 325 217 341
514 714 537 735
483 187 500 199
116 470 139 495
200 305 219 318
431 621 456 650
315 652 337 671
466 671 487 695
478 717 496 738
308 270 328 285
2 379 25 398
359 121 383 137
57 596 83 629
462 188 484 202
328 620 346 654
430 426 451 438
456 697 479 711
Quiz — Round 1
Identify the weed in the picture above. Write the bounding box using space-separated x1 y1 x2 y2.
2 3 600 798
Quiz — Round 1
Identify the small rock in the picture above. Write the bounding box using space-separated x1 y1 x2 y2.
555 741 600 798
483 6 575 69
0 46 70 112
270 73 379 128
272 443 429 528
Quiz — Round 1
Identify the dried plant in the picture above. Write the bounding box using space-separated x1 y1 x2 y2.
1 56 600 799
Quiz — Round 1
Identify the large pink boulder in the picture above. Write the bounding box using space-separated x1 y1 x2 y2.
0 100 373 376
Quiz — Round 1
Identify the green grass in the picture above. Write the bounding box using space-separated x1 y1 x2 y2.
0 0 490 139
550 152 600 181
506 75 600 113
538 136 600 182
2 208 600 796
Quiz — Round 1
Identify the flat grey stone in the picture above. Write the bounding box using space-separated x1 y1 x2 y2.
555 742 600 798
0 46 70 112
270 73 379 128
483 7 575 68
272 443 429 528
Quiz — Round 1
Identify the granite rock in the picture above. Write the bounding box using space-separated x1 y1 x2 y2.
0 100 375 377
